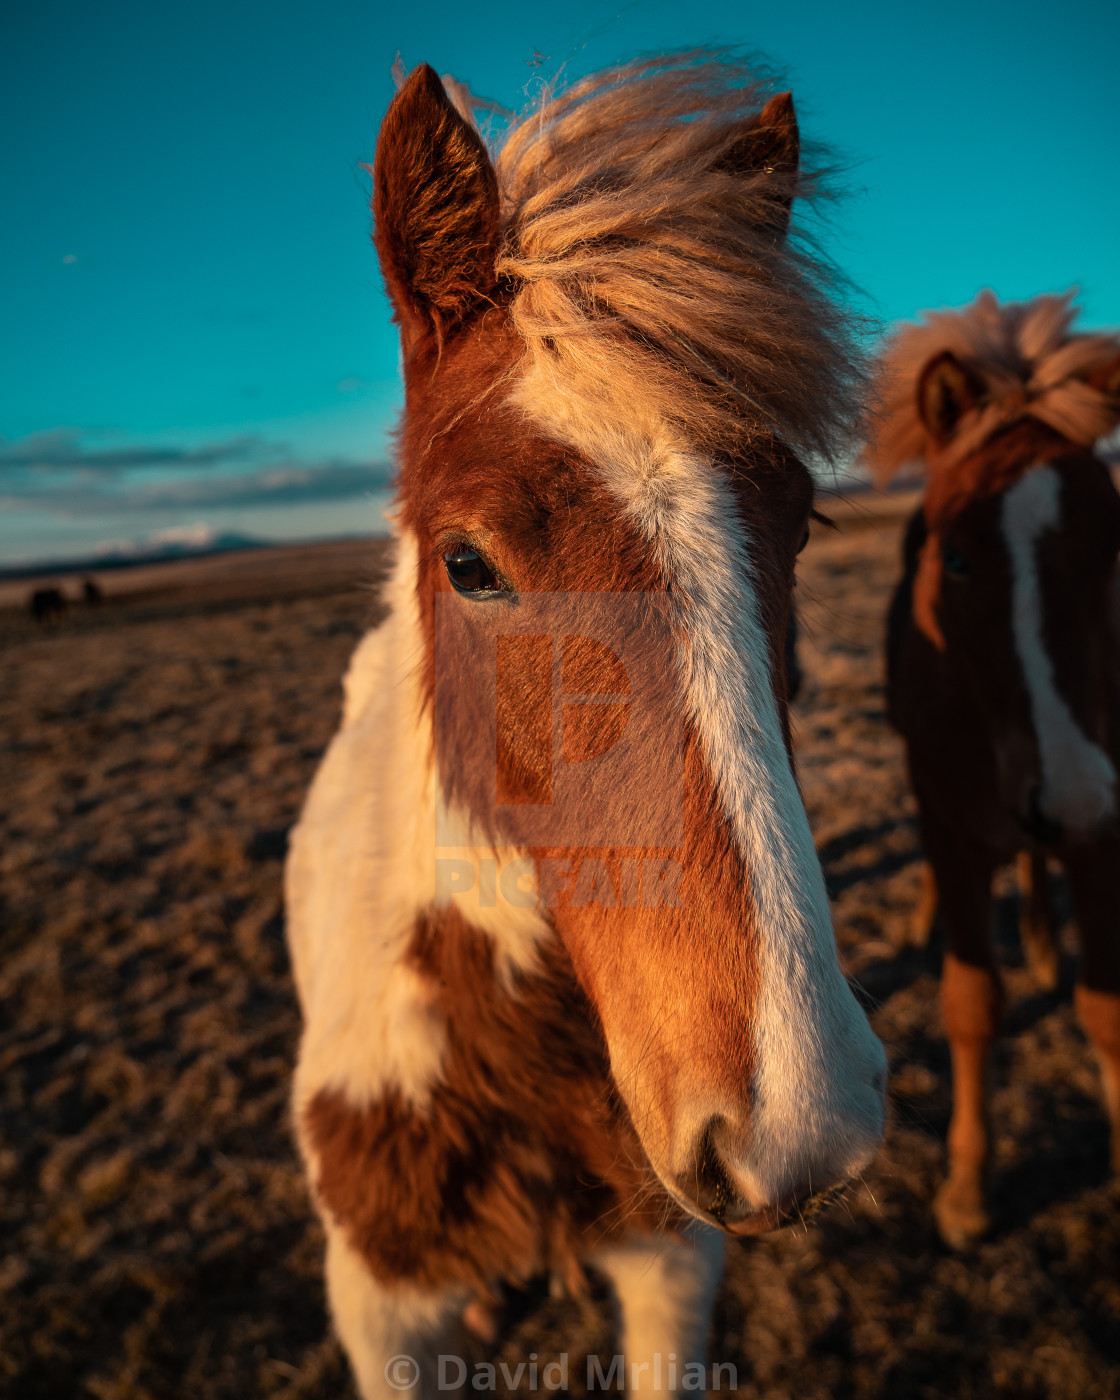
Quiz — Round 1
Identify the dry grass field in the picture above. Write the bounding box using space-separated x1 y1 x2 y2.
2 516 1117 1399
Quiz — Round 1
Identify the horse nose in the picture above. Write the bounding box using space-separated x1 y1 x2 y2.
1022 786 1064 845
674 1117 742 1223
674 1114 750 1226
672 1032 887 1234
673 1114 867 1235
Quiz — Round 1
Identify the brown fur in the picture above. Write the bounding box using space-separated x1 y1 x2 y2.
907 418 1086 649
307 911 678 1294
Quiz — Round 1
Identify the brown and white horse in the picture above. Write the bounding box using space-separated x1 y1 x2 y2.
868 291 1120 1250
286 56 886 1396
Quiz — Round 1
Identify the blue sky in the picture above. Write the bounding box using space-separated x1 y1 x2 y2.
3 0 1118 565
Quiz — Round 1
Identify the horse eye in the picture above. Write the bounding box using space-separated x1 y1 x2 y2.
443 546 502 595
942 544 969 577
797 525 811 554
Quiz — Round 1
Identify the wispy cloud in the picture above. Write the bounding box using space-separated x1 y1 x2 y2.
0 428 392 515
0 428 264 473
118 462 392 510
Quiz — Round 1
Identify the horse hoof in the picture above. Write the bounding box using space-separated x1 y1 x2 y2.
933 1176 990 1251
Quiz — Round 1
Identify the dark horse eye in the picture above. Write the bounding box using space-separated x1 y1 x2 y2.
942 544 969 577
443 546 502 595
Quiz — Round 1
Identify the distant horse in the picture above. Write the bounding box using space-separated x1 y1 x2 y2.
287 55 885 1396
867 291 1120 1249
29 586 67 624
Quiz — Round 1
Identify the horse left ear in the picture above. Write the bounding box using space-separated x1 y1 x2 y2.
372 64 501 353
718 91 800 235
917 350 986 446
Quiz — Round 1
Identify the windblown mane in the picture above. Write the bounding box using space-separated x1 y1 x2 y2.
477 53 865 464
865 290 1120 482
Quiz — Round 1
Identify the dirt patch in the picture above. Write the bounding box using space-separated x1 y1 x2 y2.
1 527 1116 1399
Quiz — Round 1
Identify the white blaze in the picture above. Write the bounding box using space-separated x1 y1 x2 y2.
620 444 886 1205
513 368 886 1208
1002 465 1116 833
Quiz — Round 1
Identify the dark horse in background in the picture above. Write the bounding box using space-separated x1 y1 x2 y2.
29 586 67 624
866 291 1120 1249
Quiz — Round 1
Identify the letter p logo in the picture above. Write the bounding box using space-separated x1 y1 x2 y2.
435 591 682 848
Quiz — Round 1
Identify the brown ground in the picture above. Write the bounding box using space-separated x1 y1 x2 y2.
1 517 1117 1400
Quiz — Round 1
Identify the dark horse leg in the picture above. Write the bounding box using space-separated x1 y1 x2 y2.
922 814 1004 1249
1017 851 1061 992
1064 837 1120 1173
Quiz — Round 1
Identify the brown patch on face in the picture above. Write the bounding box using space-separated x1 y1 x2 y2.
305 910 678 1292
527 757 756 1172
561 701 631 765
495 634 552 805
532 438 811 1163
924 419 1075 527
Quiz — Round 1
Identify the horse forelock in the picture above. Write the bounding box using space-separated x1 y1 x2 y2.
486 52 866 470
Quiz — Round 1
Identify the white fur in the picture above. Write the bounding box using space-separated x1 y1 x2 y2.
287 534 551 1136
1002 465 1117 833
324 1214 468 1400
324 1212 725 1400
513 367 886 1209
593 1224 726 1393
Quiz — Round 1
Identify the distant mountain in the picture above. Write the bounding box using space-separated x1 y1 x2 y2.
0 525 267 581
92 524 265 566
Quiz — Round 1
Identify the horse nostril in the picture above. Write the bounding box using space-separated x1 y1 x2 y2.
676 1117 739 1221
1023 787 1064 845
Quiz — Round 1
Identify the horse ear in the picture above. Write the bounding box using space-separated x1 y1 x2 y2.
917 350 986 445
718 91 800 235
372 64 500 352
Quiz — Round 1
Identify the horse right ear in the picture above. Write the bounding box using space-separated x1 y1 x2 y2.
917 350 986 445
718 91 800 235
372 64 501 354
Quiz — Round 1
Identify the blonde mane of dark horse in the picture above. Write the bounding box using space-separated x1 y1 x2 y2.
866 289 1120 482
